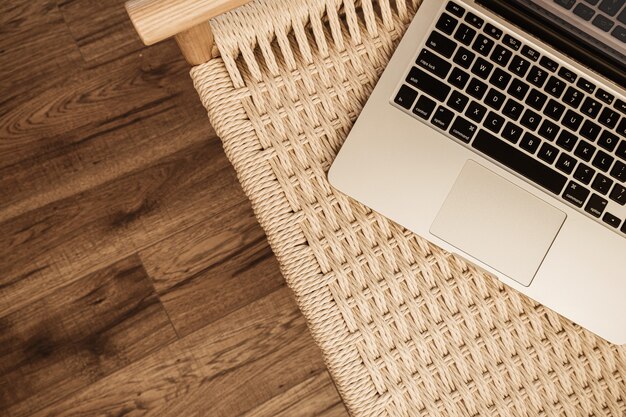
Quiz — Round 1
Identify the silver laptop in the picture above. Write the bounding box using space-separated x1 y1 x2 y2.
329 0 626 344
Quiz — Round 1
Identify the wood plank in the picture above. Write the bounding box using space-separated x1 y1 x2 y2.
0 255 177 417
140 198 285 336
58 0 144 65
0 139 245 318
159 287 332 417
0 0 82 103
240 371 349 417
0 41 209 222
28 288 340 417
28 339 203 417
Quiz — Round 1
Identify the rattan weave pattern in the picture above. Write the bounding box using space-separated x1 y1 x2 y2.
190 1 626 415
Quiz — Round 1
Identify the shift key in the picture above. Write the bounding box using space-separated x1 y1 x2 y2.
406 67 451 102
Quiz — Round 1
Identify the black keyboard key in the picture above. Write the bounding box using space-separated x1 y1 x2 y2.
473 129 567 194
467 77 488 99
489 67 511 90
503 98 524 121
484 23 503 39
573 3 595 20
554 0 576 9
466 101 487 122
563 181 590 207
595 88 614 104
616 99 626 114
574 163 596 184
394 85 418 109
509 55 531 77
447 90 469 112
574 140 596 161
521 45 540 61
556 153 577 174
520 132 542 154
417 49 453 78
426 31 457 58
471 57 493 79
545 76 567 98
610 160 626 181
484 111 505 133
538 142 560 164
618 117 626 137
618 140 626 160
580 120 602 141
544 99 566 121
406 67 451 102
593 14 616 31
611 25 626 42
581 97 602 118
585 194 608 217
556 130 578 151
538 119 560 141
484 88 506 110
527 65 549 87
413 95 437 119
502 121 523 143
502 34 522 50
489 44 512 66
508 78 530 100
598 130 619 151
599 0 625 16
622 219 626 234
598 107 619 128
592 173 614 194
432 105 455 130
539 56 558 72
446 1 465 17
609 183 626 205
593 150 615 172
453 46 475 69
465 12 484 28
577 77 596 93
557 67 577 83
602 212 622 228
449 116 477 143
563 86 584 108
436 12 459 35
449 67 470 89
563 109 584 131
526 88 547 110
521 109 542 131
472 34 494 56
454 23 477 45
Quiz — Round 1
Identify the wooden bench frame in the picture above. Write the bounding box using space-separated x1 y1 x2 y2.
125 0 252 65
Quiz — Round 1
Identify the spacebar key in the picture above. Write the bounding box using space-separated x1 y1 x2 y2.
472 129 568 195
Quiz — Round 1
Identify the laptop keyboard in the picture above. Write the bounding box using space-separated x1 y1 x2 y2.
554 0 626 42
392 0 626 237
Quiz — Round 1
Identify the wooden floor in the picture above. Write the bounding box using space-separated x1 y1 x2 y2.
0 1 348 416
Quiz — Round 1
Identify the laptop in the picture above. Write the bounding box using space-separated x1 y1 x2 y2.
329 0 626 344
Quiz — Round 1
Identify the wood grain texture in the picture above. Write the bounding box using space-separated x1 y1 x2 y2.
0 256 178 417
140 199 286 336
0 0 347 415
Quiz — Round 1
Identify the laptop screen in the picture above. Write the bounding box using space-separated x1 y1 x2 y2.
478 0 626 87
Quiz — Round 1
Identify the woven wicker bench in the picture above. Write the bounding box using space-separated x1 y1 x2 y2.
125 1 626 415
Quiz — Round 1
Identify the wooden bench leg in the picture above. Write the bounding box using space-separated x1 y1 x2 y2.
175 22 214 65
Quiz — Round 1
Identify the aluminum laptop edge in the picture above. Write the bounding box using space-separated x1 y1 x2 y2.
328 0 626 344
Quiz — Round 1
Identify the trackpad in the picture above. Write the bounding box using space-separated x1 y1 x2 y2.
430 160 566 286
